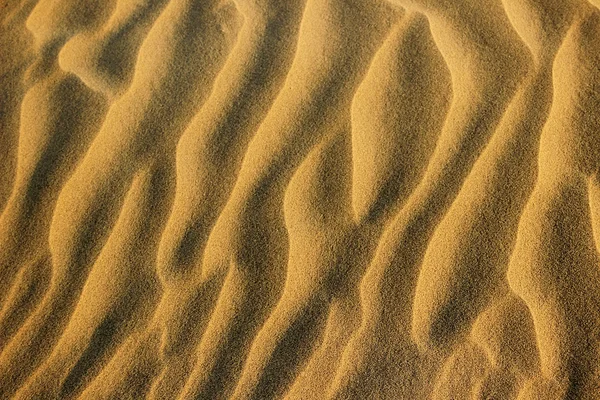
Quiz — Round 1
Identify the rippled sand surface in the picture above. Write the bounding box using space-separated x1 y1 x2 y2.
2 0 600 398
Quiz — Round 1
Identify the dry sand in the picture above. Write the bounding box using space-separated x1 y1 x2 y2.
1 0 600 398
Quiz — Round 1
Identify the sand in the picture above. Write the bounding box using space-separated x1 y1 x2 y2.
1 0 600 398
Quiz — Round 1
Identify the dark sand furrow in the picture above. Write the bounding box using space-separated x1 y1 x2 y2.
14 161 168 400
58 0 171 98
1 0 600 398
0 71 107 311
507 8 600 397
0 0 237 396
350 11 451 224
331 0 532 396
177 1 400 398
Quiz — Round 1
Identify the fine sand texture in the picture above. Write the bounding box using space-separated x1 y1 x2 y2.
2 0 600 398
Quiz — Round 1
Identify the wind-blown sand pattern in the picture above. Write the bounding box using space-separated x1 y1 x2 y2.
2 0 600 398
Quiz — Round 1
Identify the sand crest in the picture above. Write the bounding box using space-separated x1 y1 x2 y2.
2 0 600 398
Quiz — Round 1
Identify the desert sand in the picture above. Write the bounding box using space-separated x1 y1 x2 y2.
1 0 600 398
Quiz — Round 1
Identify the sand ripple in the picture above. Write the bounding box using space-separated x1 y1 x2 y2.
1 0 600 398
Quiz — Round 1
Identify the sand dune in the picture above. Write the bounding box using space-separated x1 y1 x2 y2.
2 0 600 398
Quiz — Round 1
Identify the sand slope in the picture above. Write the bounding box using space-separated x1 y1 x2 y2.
1 0 600 398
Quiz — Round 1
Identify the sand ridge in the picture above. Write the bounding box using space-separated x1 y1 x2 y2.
1 0 600 398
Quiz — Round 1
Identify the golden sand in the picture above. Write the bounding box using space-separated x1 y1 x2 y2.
1 0 600 398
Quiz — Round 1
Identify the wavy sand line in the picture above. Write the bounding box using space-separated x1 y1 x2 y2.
2 0 600 398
